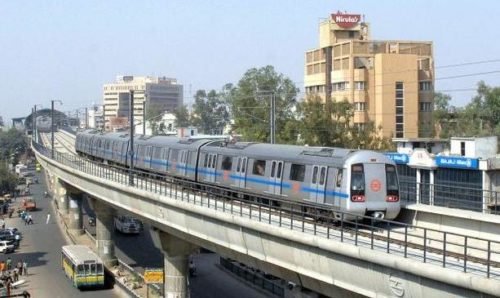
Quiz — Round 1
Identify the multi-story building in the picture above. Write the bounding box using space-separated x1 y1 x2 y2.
304 12 434 138
87 105 104 130
103 76 183 131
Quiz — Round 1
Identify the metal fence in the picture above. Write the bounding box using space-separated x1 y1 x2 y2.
220 257 284 297
32 141 500 280
400 181 499 215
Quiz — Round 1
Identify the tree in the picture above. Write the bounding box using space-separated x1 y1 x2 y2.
145 104 165 136
467 81 500 135
433 92 454 138
0 163 17 195
191 90 230 134
0 129 26 163
227 66 299 143
297 96 393 150
173 105 191 128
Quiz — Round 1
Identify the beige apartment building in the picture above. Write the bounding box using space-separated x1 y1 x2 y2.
103 75 183 131
305 12 434 138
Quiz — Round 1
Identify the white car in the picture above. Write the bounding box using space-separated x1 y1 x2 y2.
0 241 15 254
114 216 143 234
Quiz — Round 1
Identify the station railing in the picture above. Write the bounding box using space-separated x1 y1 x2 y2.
400 181 499 215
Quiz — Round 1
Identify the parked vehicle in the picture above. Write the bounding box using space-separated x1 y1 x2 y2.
20 197 36 211
114 215 143 234
0 240 15 253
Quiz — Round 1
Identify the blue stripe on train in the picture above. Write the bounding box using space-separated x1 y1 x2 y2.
95 154 350 199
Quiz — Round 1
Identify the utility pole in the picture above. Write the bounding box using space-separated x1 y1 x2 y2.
85 107 88 129
270 92 276 144
32 107 36 143
51 101 54 158
129 90 135 186
143 99 146 135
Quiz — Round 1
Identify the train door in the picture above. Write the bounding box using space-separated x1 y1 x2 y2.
268 161 284 195
234 157 247 188
203 153 217 183
334 169 344 207
362 164 385 205
161 148 169 171
145 146 152 168
179 150 188 176
309 165 327 203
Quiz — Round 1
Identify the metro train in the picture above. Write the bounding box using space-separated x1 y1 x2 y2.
75 130 401 220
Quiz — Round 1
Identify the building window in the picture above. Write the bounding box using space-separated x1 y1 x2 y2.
419 102 432 112
419 81 432 91
354 102 366 111
354 81 365 90
395 82 404 138
332 82 349 92
354 123 366 131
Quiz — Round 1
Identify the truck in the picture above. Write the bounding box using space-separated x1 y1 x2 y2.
114 215 143 234
20 197 36 212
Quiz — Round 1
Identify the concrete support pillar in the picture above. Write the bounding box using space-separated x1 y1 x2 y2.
416 169 421 204
67 192 83 235
54 178 68 213
151 229 198 298
482 171 491 213
429 170 434 206
92 198 116 266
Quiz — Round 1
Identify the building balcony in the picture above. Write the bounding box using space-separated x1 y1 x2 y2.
418 70 433 81
353 111 368 123
353 69 366 81
353 91 366 102
418 92 433 102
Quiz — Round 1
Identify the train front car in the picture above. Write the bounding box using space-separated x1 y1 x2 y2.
344 151 400 220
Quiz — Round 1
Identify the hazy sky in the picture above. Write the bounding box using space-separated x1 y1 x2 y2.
1 0 500 123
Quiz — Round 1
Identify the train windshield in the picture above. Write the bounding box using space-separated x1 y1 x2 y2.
385 165 399 194
350 164 365 194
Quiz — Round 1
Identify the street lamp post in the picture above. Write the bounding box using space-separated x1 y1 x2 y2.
51 100 63 159
33 104 42 144
129 90 135 186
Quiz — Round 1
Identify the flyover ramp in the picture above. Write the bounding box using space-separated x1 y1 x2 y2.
33 144 500 298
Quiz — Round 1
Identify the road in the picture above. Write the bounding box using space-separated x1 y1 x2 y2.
5 171 122 298
82 197 269 298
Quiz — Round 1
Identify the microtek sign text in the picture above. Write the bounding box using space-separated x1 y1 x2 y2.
331 13 361 29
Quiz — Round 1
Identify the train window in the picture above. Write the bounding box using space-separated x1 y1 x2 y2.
386 165 399 191
203 154 209 167
289 164 305 182
319 167 326 184
277 162 282 179
271 162 276 177
236 158 241 172
253 160 266 176
336 170 343 187
312 167 318 184
170 149 179 161
241 158 246 173
351 164 365 191
221 156 232 171
211 155 217 168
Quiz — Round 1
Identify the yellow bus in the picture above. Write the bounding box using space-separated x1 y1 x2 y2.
61 245 105 289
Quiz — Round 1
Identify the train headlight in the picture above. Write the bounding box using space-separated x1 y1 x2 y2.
351 195 365 202
385 195 399 202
